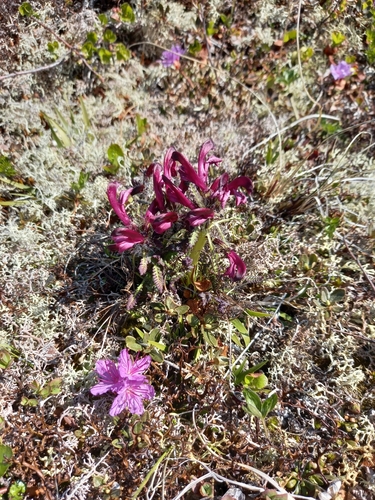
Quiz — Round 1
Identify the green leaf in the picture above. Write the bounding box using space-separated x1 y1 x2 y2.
150 349 164 363
330 288 345 304
47 377 62 395
245 309 271 318
81 41 96 59
244 373 268 390
47 41 59 53
8 480 26 500
98 47 113 64
219 13 232 28
115 43 131 61
243 388 263 418
0 444 13 477
174 305 190 315
0 155 16 177
189 40 202 55
120 3 135 23
202 329 218 347
107 144 124 167
136 114 147 136
79 96 91 129
86 31 98 44
0 348 13 369
231 318 247 334
126 336 143 352
103 29 117 43
41 112 71 148
247 360 269 373
21 397 38 407
283 29 297 43
331 31 346 46
206 20 218 36
261 393 278 418
19 2 34 16
230 332 242 348
98 13 108 25
148 340 167 351
71 171 89 192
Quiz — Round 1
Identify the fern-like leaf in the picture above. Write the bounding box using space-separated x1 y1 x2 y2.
139 256 149 276
126 293 137 310
152 264 164 293
188 228 199 248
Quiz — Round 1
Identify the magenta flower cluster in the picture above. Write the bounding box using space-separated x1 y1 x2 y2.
91 349 154 416
107 140 253 281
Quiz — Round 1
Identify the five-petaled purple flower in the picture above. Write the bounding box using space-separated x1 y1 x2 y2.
91 349 154 416
330 61 352 80
160 44 185 68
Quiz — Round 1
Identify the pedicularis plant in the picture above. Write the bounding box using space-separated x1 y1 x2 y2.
107 140 253 307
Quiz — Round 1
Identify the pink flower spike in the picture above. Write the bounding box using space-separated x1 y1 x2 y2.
171 151 208 192
150 211 178 234
197 139 215 183
163 147 177 179
227 176 253 206
330 61 352 80
185 208 215 227
224 250 247 281
109 227 144 253
162 175 196 209
152 164 165 211
107 182 133 226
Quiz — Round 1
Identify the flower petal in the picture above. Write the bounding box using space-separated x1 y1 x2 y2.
224 250 247 281
90 359 123 395
171 151 208 192
107 183 133 226
197 139 215 183
162 175 196 209
185 208 214 227
151 211 178 234
109 228 144 253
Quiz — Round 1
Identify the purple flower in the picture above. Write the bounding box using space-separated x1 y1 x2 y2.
224 250 247 281
185 208 215 227
330 61 352 80
91 349 154 416
197 139 222 184
109 227 145 253
211 174 253 209
107 183 144 227
171 150 208 192
149 211 178 234
162 175 196 209
160 44 185 68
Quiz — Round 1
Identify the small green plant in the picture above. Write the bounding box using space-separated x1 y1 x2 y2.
71 171 90 193
243 388 278 439
0 444 13 477
331 31 346 46
21 378 62 406
8 480 26 500
233 359 269 389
